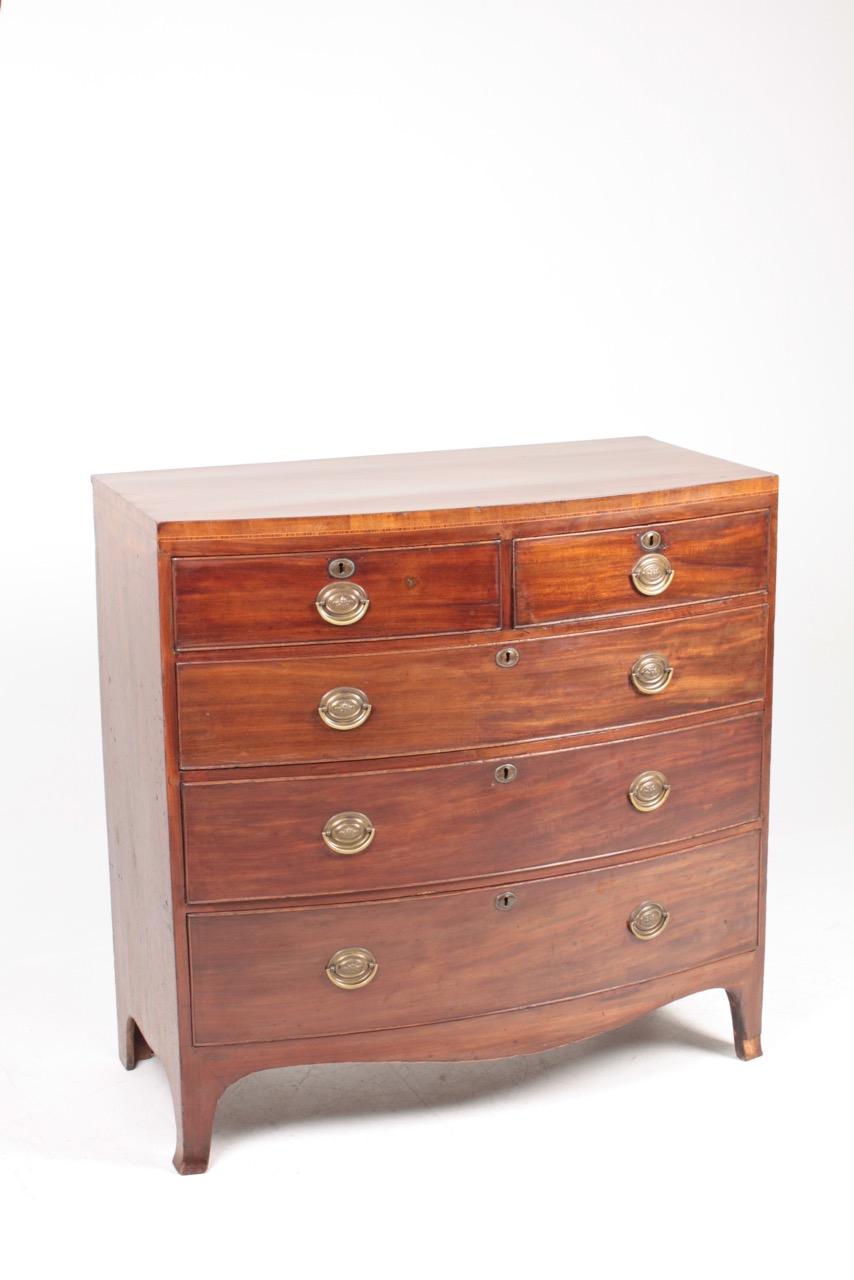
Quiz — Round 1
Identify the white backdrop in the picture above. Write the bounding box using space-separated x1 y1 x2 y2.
1 2 851 1275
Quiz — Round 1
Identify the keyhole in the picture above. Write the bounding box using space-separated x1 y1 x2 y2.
640 530 662 551
328 557 356 579
495 891 517 911
496 646 520 668
494 762 517 784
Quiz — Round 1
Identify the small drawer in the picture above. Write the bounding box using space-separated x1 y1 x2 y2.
514 510 769 626
173 541 501 649
176 605 767 768
188 831 760 1045
182 714 763 903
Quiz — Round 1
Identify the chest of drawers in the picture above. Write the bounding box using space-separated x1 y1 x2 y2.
93 437 777 1173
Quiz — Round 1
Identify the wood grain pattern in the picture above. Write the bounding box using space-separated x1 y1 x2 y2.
188 832 760 1046
156 490 775 561
91 439 777 1173
514 508 768 625
178 945 766 1170
176 605 767 768
182 713 763 902
192 947 764 1075
173 541 501 650
94 437 776 538
92 486 180 1090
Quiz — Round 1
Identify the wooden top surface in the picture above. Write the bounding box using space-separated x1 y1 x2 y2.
93 437 776 537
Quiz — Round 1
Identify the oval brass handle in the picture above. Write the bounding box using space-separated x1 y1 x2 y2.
316 581 370 626
628 901 670 940
630 652 673 695
325 947 378 989
628 769 671 812
322 811 375 855
631 552 674 597
318 686 372 730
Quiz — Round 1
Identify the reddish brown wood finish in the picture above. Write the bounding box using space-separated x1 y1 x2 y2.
193 947 765 1071
514 508 769 625
176 605 766 768
95 436 775 537
92 440 777 1174
93 491 181 1089
182 713 763 902
188 832 760 1046
154 947 769 1173
173 540 501 650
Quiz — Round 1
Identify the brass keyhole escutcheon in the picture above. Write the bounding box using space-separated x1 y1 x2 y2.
496 646 520 668
322 812 375 855
495 763 518 784
630 652 674 695
639 530 662 551
328 557 356 579
495 891 517 911
325 947 378 989
628 901 669 940
630 552 674 597
316 581 370 626
628 769 671 812
318 687 372 730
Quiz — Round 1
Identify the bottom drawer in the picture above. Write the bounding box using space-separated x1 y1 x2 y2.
189 831 760 1046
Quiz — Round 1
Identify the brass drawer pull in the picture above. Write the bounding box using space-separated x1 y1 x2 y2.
630 652 673 695
325 947 378 989
318 687 372 730
316 581 370 626
322 811 375 855
628 901 670 940
631 552 674 596
628 769 671 812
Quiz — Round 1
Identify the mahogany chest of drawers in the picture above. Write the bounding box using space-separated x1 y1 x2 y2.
93 437 777 1173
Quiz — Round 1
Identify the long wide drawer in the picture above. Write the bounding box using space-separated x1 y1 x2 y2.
188 831 760 1045
173 541 501 649
177 605 767 768
514 509 769 626
182 714 763 902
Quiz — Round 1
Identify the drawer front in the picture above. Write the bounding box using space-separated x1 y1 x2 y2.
514 510 769 626
188 832 760 1045
183 714 763 902
177 605 767 768
173 541 501 649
